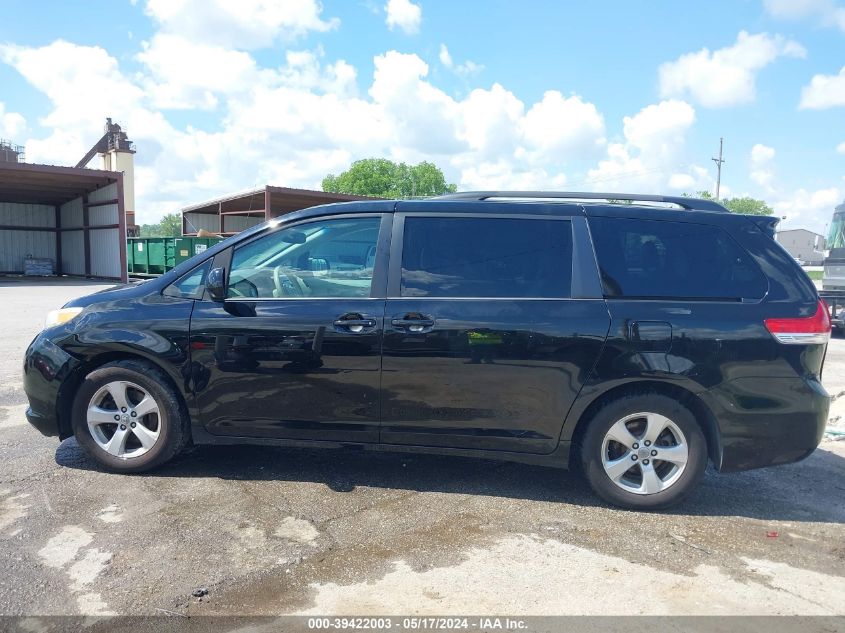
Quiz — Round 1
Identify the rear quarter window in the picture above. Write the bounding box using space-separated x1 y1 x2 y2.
588 217 767 300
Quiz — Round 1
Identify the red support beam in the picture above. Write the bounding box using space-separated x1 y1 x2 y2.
83 198 120 208
0 224 119 231
82 194 91 277
54 206 62 276
0 225 58 232
116 173 128 282
77 224 121 231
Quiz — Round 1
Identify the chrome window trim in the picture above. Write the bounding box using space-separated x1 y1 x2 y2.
222 212 391 300
222 296 605 302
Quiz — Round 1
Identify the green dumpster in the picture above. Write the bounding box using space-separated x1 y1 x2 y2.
127 236 223 277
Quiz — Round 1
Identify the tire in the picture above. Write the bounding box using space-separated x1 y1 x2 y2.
71 360 190 473
579 393 707 510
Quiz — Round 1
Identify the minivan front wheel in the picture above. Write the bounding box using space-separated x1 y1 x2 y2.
580 394 707 510
72 360 189 472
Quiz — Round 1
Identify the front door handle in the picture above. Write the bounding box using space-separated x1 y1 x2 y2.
391 314 435 333
334 314 377 334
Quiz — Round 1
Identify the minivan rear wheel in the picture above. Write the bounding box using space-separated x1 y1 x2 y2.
71 360 190 473
580 394 707 510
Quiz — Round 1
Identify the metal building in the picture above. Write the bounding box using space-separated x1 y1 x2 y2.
775 228 827 265
181 186 379 236
0 161 128 282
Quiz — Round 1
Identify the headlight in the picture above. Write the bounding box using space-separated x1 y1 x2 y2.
44 307 83 329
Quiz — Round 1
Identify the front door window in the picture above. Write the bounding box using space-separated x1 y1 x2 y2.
227 217 381 299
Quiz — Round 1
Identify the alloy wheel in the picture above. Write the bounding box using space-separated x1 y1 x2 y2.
600 412 689 495
86 380 161 459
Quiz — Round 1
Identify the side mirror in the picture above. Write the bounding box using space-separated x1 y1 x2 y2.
206 266 227 301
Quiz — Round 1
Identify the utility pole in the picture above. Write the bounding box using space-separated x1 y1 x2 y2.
712 137 725 200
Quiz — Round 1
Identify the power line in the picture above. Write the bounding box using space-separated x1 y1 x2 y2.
567 163 687 189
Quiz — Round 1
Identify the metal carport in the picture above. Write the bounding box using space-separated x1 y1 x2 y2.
0 162 127 282
181 186 380 237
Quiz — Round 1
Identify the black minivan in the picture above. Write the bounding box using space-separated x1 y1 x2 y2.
23 192 832 509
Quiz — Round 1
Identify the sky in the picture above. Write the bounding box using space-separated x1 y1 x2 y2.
1 0 844 234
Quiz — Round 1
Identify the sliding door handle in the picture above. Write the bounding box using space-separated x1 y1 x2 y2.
391 316 435 333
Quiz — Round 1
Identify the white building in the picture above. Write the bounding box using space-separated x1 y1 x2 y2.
775 229 827 265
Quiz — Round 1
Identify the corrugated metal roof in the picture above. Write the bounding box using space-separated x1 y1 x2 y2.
181 185 382 214
0 162 120 205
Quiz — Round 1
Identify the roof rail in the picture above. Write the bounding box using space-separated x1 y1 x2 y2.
433 191 729 213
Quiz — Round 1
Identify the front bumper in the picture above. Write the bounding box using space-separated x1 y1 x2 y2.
702 376 830 473
22 333 79 440
25 407 60 437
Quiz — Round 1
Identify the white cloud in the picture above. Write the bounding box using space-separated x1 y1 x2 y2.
457 60 483 76
385 0 422 34
0 41 147 134
0 40 175 170
457 161 567 191
457 84 524 159
772 186 843 230
0 102 26 139
520 91 606 161
750 143 776 189
837 141 845 153
658 31 806 108
438 44 452 67
751 143 775 163
135 1 347 113
764 0 833 18
143 0 339 49
2 33 616 223
799 66 845 109
368 51 463 154
137 34 264 109
438 44 484 76
665 166 713 193
584 100 711 194
763 0 845 33
622 100 696 154
278 50 359 96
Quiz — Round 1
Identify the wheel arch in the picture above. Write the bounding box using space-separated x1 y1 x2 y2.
57 350 190 440
567 380 722 469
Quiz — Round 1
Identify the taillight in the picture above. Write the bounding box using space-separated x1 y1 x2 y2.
764 300 831 344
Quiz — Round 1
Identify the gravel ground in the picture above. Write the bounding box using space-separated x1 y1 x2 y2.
1 278 844 619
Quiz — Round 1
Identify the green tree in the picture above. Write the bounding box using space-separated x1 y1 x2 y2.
322 158 457 198
720 196 774 216
684 191 773 216
140 212 182 237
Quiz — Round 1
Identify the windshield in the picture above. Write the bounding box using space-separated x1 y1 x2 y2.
829 212 845 250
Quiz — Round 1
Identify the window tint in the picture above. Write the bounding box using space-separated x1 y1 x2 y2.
164 261 210 299
588 217 766 300
227 217 380 299
400 217 572 298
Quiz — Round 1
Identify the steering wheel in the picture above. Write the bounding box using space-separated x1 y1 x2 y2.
229 278 258 298
273 266 306 297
